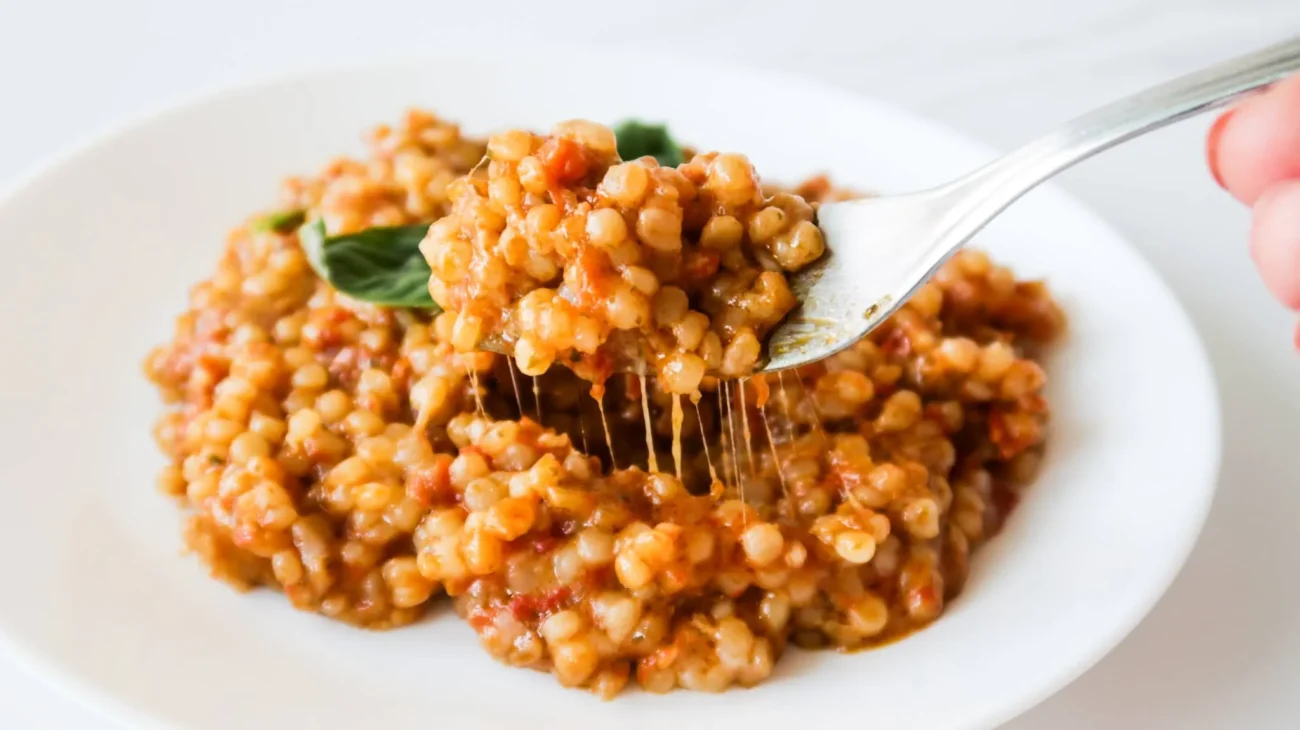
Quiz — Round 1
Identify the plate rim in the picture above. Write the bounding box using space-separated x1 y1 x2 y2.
0 46 1223 730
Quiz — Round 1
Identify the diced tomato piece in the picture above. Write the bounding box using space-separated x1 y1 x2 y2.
583 565 613 591
583 351 614 388
507 594 536 621
390 356 413 391
407 454 453 505
571 246 612 308
683 249 720 281
508 585 572 621
535 586 572 615
662 564 691 592
467 607 495 631
538 137 589 185
328 346 361 386
907 584 942 621
639 645 679 676
988 407 1039 458
751 377 771 409
826 457 865 494
880 327 911 358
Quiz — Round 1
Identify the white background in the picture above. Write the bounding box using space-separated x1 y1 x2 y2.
1 0 1298 727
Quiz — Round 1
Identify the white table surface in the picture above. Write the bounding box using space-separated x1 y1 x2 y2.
2 0 1298 727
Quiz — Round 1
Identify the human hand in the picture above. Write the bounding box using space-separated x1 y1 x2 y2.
1206 73 1300 344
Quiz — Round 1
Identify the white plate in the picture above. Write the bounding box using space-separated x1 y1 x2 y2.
0 51 1219 730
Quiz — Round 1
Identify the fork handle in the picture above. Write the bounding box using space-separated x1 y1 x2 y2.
973 35 1300 201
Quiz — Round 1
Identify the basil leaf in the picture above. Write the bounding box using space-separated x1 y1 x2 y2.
299 218 330 279
252 209 307 233
298 219 440 309
613 120 684 167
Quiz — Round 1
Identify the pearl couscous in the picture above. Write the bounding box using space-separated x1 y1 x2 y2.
422 121 822 393
145 109 1063 698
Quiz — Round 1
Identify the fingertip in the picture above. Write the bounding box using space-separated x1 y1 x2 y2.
1212 74 1300 205
1206 109 1233 189
1250 178 1300 310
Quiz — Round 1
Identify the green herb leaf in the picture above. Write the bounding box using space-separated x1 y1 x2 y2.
298 219 441 309
613 120 684 167
252 209 307 234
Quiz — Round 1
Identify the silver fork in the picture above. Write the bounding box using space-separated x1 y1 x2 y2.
762 35 1300 373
